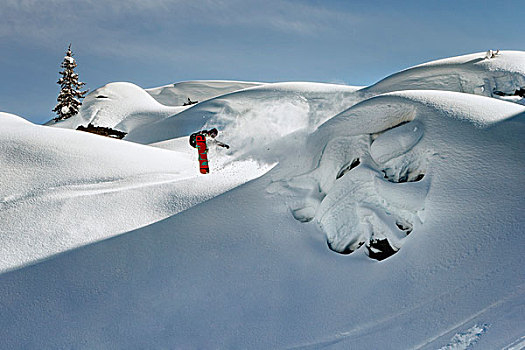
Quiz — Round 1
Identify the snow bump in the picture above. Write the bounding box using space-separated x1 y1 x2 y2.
370 121 424 164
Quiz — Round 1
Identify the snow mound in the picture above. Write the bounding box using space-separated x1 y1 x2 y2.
370 120 424 163
49 51 525 142
1 51 525 349
126 82 363 158
275 90 525 258
0 112 33 125
51 82 185 132
2 93 523 347
362 51 525 101
146 80 263 106
0 115 271 271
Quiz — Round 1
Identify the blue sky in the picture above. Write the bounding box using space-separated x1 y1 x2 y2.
1 0 523 124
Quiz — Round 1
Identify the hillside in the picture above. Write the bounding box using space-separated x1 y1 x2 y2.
1 50 524 349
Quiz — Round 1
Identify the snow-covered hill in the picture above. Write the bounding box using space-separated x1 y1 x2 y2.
1 51 524 349
145 80 263 106
49 82 187 132
126 82 363 153
275 90 524 258
362 50 525 104
0 112 271 271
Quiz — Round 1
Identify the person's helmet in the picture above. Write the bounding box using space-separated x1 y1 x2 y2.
208 128 218 138
189 132 198 148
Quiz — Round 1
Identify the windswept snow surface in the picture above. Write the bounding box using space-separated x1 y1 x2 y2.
362 51 525 101
276 90 525 258
0 114 272 271
1 51 525 349
126 82 363 150
146 80 263 106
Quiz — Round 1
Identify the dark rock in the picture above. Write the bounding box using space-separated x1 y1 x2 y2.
367 239 398 261
76 123 127 139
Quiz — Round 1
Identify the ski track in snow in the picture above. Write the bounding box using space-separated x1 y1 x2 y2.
502 336 525 350
288 268 524 350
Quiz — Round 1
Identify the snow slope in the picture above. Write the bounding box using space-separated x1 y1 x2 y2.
146 80 263 106
50 82 187 132
0 113 271 271
1 51 524 349
49 51 525 139
1 95 523 348
126 82 363 149
275 90 524 257
362 51 525 102
50 80 264 133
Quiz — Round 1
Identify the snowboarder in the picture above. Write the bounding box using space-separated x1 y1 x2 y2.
189 128 229 149
189 128 229 174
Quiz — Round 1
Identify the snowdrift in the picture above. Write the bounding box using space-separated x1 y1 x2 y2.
125 82 363 152
50 82 186 132
50 51 525 147
0 114 270 271
50 80 264 134
1 95 523 347
362 51 525 104
1 51 525 349
146 80 263 106
274 90 525 258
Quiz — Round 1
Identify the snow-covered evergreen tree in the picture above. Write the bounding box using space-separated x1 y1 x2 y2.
53 44 88 121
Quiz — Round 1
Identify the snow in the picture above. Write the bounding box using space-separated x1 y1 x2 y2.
0 112 32 125
280 89 524 256
126 82 362 149
146 80 263 106
361 50 525 100
50 82 186 132
0 118 270 271
370 120 424 163
438 324 489 350
1 51 524 349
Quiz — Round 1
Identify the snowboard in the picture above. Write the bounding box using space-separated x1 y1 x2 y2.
195 134 209 174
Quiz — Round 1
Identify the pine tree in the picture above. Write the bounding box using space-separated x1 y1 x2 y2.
53 44 88 121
